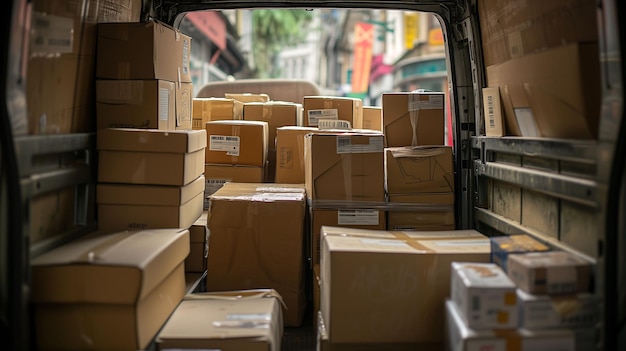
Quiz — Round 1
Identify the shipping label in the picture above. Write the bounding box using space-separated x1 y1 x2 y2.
158 88 170 121
336 136 384 154
30 13 74 54
209 135 240 156
338 210 379 225
308 109 338 126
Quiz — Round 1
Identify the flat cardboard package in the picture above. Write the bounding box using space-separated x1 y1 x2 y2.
305 132 385 203
450 262 518 329
186 210 209 273
303 96 363 127
446 300 575 351
517 289 600 329
97 128 206 186
97 175 204 231
31 229 189 351
156 289 283 351
192 98 244 129
97 20 191 82
382 92 445 147
96 80 176 130
311 208 386 265
385 146 454 194
361 106 383 131
490 235 550 272
204 164 265 207
482 87 505 137
486 43 601 139
226 92 271 103
175 82 193 130
205 120 268 166
207 183 307 327
275 126 320 183
320 226 490 343
507 251 592 295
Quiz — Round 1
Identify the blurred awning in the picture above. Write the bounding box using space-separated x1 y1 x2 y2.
186 11 227 50
369 54 393 82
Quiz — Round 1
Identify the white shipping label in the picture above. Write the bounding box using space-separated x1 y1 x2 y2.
182 39 190 75
308 109 338 126
158 88 170 121
546 266 578 294
30 13 74 54
338 210 379 225
209 135 240 156
361 239 410 248
252 193 303 202
408 94 444 111
336 136 384 154
227 313 271 321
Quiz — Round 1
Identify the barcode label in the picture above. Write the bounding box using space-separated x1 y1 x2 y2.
336 136 384 154
182 38 190 75
158 88 170 121
30 13 74 54
487 95 495 128
408 94 443 111
209 135 240 156
205 179 229 196
318 119 351 130
308 109 338 126
338 210 379 225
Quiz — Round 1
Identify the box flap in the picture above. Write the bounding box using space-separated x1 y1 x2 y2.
31 229 189 304
97 128 207 153
97 175 205 206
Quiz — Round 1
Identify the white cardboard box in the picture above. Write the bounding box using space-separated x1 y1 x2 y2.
517 289 600 329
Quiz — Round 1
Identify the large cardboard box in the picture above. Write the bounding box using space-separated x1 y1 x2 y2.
450 262 518 330
320 227 490 343
311 208 386 265
175 82 193 130
207 183 307 327
204 164 265 207
186 211 209 273
478 0 598 67
507 251 592 295
490 235 550 272
205 120 268 166
97 128 206 186
486 43 601 138
31 228 189 351
517 290 599 329
361 106 383 131
446 300 575 351
305 132 385 203
96 80 176 130
385 146 454 194
192 98 244 129
382 92 445 147
225 92 270 103
275 126 320 183
97 20 191 82
482 87 505 137
97 175 204 231
303 96 363 127
156 289 283 351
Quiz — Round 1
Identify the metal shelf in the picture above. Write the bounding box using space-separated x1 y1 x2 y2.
471 136 597 164
15 133 94 176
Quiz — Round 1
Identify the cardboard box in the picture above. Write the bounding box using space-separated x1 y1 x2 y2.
97 175 204 231
31 228 189 351
157 290 282 351
385 146 453 194
175 82 193 130
186 211 209 273
361 106 383 131
490 235 550 272
446 300 575 351
97 128 206 186
382 92 445 147
313 264 321 327
478 0 598 67
450 262 518 330
303 96 363 127
311 208 386 265
320 227 490 343
518 289 599 329
386 193 455 231
225 92 270 103
482 87 505 137
192 98 244 129
486 43 601 138
275 126 320 183
205 120 268 166
204 164 265 207
207 183 307 327
507 251 592 295
97 20 191 82
305 132 385 203
96 80 176 130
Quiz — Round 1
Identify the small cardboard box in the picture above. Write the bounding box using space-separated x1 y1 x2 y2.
507 251 592 295
517 289 599 329
96 20 191 82
192 98 244 129
482 87 505 137
446 300 575 351
225 92 270 103
382 92 445 147
204 164 265 207
361 106 383 131
490 234 550 272
207 183 307 327
96 80 176 130
320 227 490 343
311 208 386 265
385 146 453 194
275 126 320 183
97 175 204 231
205 120 268 166
97 128 206 186
303 96 363 127
156 289 283 351
186 210 209 273
386 193 455 231
31 229 189 351
175 82 193 130
450 262 518 329
305 132 385 202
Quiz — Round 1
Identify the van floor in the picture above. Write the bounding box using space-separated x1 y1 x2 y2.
282 306 316 351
